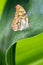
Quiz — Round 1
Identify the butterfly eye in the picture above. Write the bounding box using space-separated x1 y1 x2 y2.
11 5 29 31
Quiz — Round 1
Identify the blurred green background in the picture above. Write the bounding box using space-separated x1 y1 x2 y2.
0 0 43 65
0 0 6 18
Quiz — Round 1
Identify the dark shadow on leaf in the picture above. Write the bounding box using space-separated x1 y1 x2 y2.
7 43 16 65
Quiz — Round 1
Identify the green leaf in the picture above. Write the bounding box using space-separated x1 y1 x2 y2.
0 0 43 65
16 33 43 65
0 0 7 18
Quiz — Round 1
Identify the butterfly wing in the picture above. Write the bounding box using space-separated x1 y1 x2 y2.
11 5 29 31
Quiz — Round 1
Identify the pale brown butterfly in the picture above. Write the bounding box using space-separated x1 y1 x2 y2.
11 4 29 31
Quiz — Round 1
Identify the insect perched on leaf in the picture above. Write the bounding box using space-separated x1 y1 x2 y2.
11 4 29 31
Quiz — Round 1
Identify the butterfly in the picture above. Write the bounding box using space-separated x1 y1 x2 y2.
11 4 29 31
